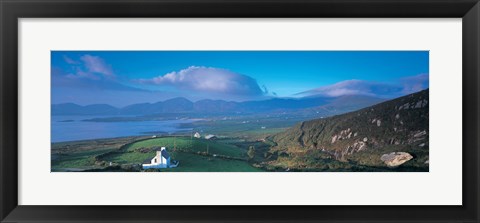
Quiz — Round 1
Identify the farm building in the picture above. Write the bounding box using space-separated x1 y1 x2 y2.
205 134 217 140
194 132 201 138
142 147 179 169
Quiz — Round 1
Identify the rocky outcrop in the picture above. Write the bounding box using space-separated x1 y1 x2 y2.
331 128 354 144
409 130 427 143
380 152 413 167
398 98 428 110
344 141 367 155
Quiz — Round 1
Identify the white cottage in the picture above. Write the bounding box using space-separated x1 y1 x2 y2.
194 132 201 138
142 147 178 169
205 134 217 140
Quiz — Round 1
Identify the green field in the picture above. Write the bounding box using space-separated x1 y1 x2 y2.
161 153 261 172
52 147 116 171
51 136 148 171
124 137 245 157
52 136 263 172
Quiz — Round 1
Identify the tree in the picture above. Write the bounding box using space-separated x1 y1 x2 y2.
247 146 255 159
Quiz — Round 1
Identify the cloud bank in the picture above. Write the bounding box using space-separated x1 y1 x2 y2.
80 55 114 77
297 73 429 98
53 54 143 93
63 54 114 80
138 66 266 97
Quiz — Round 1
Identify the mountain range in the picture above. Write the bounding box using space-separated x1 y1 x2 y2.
52 95 385 116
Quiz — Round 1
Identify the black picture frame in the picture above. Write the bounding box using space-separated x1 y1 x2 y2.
1 0 479 222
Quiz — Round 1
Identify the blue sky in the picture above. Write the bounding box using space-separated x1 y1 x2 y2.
51 51 429 107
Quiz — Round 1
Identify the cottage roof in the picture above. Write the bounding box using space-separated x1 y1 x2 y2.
161 149 170 159
142 158 152 164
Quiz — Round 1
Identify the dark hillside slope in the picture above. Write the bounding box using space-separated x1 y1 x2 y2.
269 89 429 171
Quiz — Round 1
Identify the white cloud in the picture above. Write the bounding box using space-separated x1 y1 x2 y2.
63 55 78 65
297 74 428 98
138 66 265 97
62 54 115 80
66 69 100 80
80 55 114 78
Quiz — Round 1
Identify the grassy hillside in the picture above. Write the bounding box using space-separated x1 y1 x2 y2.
87 137 261 172
55 136 262 172
51 136 148 171
102 137 247 164
268 89 429 171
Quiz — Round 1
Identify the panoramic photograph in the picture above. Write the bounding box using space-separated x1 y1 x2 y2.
51 51 429 172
